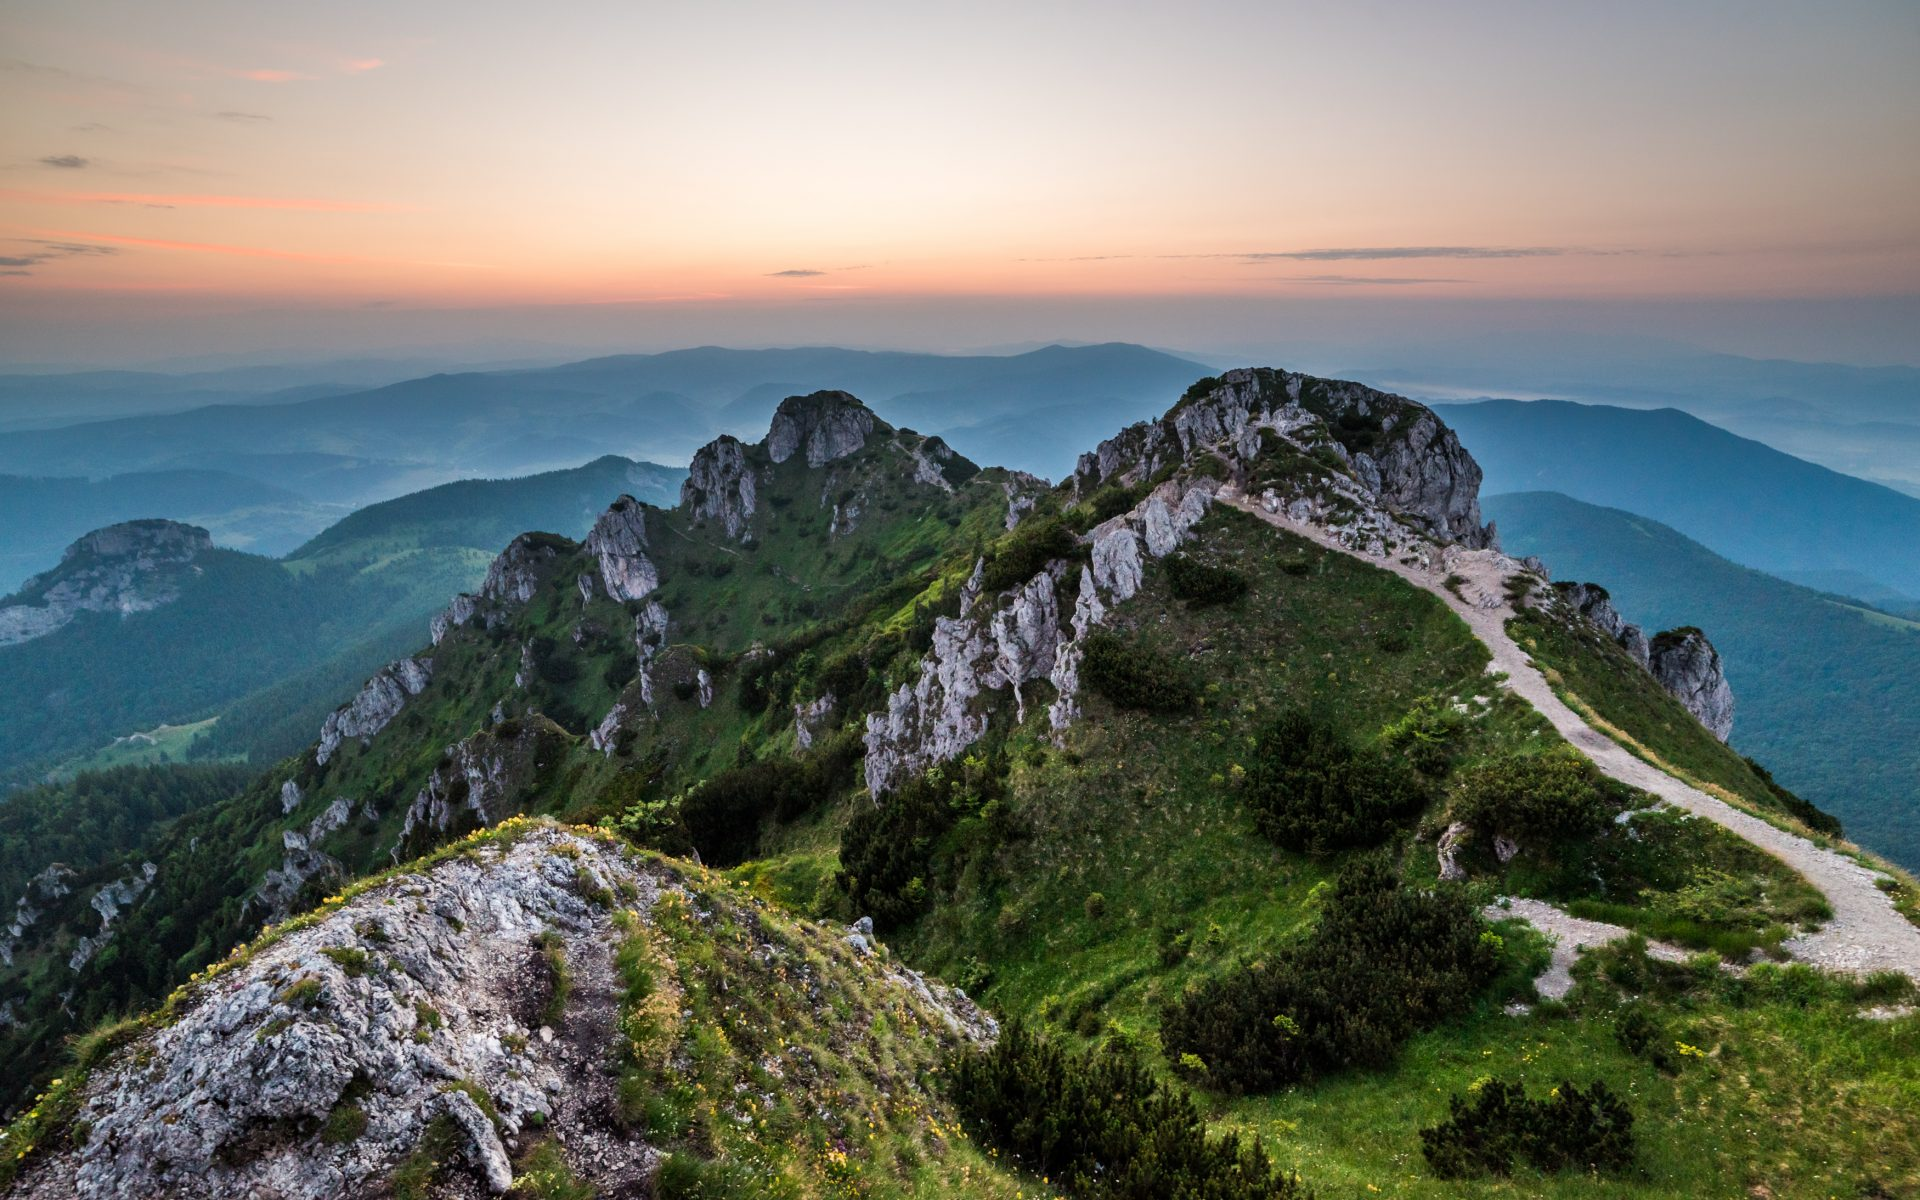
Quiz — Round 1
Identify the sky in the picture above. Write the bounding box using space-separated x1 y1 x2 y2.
2 0 1916 367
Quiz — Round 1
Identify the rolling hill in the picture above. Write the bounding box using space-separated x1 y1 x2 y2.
1438 398 1920 599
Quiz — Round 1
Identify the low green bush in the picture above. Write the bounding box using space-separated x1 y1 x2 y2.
950 1023 1306 1199
1420 1078 1635 1178
1244 710 1425 853
1081 631 1197 714
1161 858 1497 1093
1165 553 1249 607
1446 749 1615 849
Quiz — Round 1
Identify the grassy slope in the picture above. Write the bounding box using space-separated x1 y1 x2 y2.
9 400 1918 1197
1489 489 1920 871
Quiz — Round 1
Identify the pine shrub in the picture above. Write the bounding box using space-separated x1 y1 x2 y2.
1166 553 1249 607
1161 858 1497 1092
1420 1078 1635 1178
950 1023 1307 1199
1244 710 1425 853
1446 750 1613 849
1081 631 1198 714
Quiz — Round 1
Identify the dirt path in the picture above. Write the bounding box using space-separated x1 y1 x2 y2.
1486 898 1693 1000
1222 487 1920 981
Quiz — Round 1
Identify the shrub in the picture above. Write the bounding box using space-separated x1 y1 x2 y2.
981 516 1079 593
1081 631 1197 714
679 738 859 866
1420 1078 1635 1178
1161 858 1496 1092
1447 750 1614 849
1165 553 1249 607
535 930 570 1027
838 757 1008 932
1244 710 1426 853
950 1023 1306 1199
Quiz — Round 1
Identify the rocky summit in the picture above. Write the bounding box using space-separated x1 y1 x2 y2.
11 822 991 1200
0 520 211 647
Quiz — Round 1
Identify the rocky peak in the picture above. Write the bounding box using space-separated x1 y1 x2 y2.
1650 627 1735 741
1075 368 1492 549
0 519 213 646
584 495 659 602
766 390 877 467
1558 582 1651 667
679 434 757 539
316 656 434 766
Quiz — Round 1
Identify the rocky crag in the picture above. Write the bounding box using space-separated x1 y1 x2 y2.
0 520 212 647
1555 581 1736 739
9 823 992 1200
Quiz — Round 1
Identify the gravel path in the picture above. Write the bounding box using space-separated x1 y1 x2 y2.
1485 898 1692 1000
1224 489 1920 981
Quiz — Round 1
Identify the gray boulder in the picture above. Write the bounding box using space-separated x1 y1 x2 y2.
1650 627 1735 741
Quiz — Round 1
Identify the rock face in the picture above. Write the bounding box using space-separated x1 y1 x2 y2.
431 533 568 644
766 391 875 467
316 656 433 766
394 721 559 856
864 477 1216 794
1650 627 1736 741
1559 582 1651 667
1076 368 1492 549
680 435 757 539
793 693 836 750
1557 582 1732 739
0 520 212 646
584 495 660 602
66 863 156 971
251 799 362 923
2 864 77 968
10 825 994 1200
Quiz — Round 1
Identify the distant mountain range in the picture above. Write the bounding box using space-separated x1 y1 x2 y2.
1437 399 1920 603
0 456 684 785
1488 490 1920 870
0 345 1204 588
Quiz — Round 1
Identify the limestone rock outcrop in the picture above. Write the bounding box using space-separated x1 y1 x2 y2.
9 825 994 1200
1559 582 1650 667
1650 627 1735 741
1076 368 1491 549
680 435 757 539
316 656 433 766
394 720 560 856
766 391 876 467
0 520 213 646
585 495 660 602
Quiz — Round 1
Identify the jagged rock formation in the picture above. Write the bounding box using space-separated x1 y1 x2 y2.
252 798 365 923
1077 368 1491 549
584 496 659 602
1554 582 1734 740
394 720 564 856
66 864 156 972
0 520 212 646
316 656 433 766
767 390 876 467
866 477 1216 794
431 533 571 644
9 825 993 1200
680 435 757 539
1650 627 1736 740
1559 582 1651 667
1 866 76 968
793 693 836 750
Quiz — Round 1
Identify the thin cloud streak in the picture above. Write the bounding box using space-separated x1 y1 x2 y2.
768 268 825 277
0 189 413 212
26 228 491 270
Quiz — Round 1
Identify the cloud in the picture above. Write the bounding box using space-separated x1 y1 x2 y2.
239 68 315 83
0 239 120 277
768 268 826 277
216 110 272 122
0 188 409 213
342 58 386 73
1293 274 1467 285
1238 246 1572 261
39 155 89 169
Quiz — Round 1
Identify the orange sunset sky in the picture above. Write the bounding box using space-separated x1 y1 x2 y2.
2 1 1916 364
